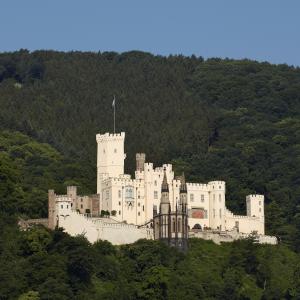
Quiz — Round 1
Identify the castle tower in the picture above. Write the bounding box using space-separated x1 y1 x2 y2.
208 181 226 231
160 169 171 215
55 196 72 228
67 186 77 209
136 153 146 171
246 194 265 234
96 132 126 194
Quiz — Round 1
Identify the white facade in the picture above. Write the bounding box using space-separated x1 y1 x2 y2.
53 195 152 245
96 132 265 235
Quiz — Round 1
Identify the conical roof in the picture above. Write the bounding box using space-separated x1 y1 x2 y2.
161 168 169 193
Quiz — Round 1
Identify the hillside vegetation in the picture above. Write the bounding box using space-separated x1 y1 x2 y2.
1 50 300 299
1 50 300 250
0 225 299 300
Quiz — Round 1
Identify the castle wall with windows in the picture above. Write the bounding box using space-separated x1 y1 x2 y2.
94 132 265 235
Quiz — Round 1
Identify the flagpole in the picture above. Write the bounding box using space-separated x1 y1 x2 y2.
113 95 116 133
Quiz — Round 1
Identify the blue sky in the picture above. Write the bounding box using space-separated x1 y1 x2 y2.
1 1 299 66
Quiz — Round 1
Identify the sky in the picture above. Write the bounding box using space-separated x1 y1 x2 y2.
1 0 300 66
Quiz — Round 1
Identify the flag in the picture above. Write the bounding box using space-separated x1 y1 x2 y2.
112 96 115 108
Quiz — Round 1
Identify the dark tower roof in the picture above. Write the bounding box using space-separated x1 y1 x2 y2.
180 172 187 194
161 168 169 193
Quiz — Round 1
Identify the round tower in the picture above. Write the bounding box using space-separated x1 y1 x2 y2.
208 181 226 231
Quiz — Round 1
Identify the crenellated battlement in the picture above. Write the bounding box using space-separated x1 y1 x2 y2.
225 208 260 220
246 194 264 200
55 195 72 202
96 132 125 142
187 183 209 189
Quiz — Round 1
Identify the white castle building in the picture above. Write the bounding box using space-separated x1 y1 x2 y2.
96 132 264 234
47 132 277 245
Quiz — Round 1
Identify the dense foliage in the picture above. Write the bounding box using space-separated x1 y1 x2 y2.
1 50 300 249
1 50 300 298
0 224 299 300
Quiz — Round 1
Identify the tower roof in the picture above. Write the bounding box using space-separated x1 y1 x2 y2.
180 172 187 194
161 168 169 193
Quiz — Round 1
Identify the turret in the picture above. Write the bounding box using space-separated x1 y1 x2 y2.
179 173 188 213
136 153 146 171
160 168 170 214
246 194 264 218
246 194 265 235
208 181 226 231
67 186 77 209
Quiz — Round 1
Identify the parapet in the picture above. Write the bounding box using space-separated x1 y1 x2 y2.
96 132 125 142
246 194 264 201
208 181 226 190
186 183 209 190
55 195 72 203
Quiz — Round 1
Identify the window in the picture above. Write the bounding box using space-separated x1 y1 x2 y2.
105 190 109 200
178 219 181 232
103 149 105 154
81 204 83 209
61 205 63 209
219 186 221 189
259 201 261 206
81 198 83 202
219 209 222 218
213 209 215 218
118 201 121 206
138 202 140 207
259 208 261 212
118 190 121 198
67 205 68 209
143 205 144 211
190 194 194 201
201 194 204 202
154 180 157 186
138 212 140 216
114 148 117 153
154 191 158 199
125 186 134 199
119 210 121 215
138 191 140 199
213 194 215 202
219 194 221 202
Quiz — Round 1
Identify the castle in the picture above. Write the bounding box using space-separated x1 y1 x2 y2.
47 132 277 245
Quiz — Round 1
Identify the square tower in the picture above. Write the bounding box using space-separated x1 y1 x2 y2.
246 194 264 218
96 132 126 193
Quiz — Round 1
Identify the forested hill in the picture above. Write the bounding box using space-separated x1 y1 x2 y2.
1 50 300 251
